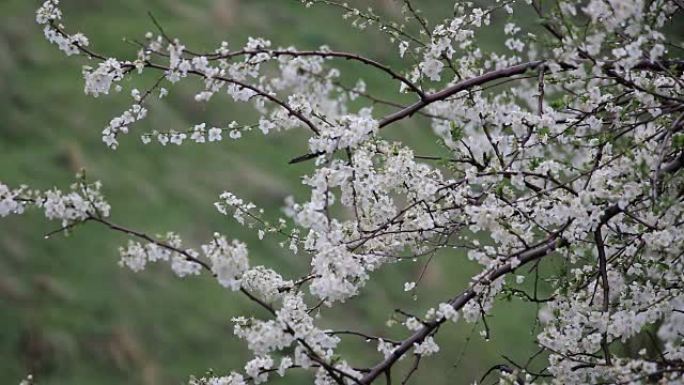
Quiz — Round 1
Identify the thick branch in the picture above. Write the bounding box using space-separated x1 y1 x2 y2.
377 59 684 129
594 226 612 365
360 233 565 384
377 61 546 128
290 58 684 163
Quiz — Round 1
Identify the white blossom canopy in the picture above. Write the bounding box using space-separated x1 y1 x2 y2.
5 0 684 384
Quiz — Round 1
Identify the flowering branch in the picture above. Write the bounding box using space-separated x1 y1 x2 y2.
12 1 684 384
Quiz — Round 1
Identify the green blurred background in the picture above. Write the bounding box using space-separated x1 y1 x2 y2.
0 1 548 384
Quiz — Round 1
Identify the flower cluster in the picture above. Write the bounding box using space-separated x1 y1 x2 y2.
118 233 203 277
83 59 125 97
36 0 89 56
0 178 110 227
140 121 249 146
202 234 249 290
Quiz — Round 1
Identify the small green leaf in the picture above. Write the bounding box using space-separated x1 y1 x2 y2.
673 133 684 149
450 121 464 141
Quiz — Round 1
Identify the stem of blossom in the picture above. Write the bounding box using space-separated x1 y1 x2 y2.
143 62 321 135
88 216 213 271
401 355 421 385
538 68 545 117
531 0 564 42
653 114 684 202
593 226 612 366
328 330 400 345
44 218 89 238
603 67 684 104
214 49 426 99
663 151 684 174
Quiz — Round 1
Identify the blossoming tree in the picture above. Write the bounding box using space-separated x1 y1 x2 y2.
5 0 684 384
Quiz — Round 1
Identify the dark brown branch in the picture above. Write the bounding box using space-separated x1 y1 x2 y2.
213 48 425 99
290 60 546 163
360 232 567 384
377 61 546 128
144 62 321 135
289 58 684 164
594 226 612 366
400 355 421 385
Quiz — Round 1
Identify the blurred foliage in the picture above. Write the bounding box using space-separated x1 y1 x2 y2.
1 1 550 384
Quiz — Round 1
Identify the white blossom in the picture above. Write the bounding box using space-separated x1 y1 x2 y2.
414 336 439 356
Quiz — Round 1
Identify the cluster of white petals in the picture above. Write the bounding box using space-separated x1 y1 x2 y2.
1 177 110 227
118 233 203 277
